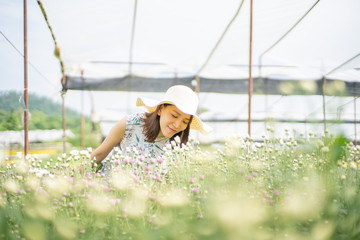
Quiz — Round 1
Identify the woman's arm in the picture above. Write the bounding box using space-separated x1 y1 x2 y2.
91 117 127 164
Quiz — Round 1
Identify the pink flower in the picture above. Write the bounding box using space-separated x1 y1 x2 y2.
197 214 203 219
199 175 205 180
246 175 253 180
191 188 200 194
157 158 164 163
114 160 120 165
110 198 121 205
273 189 279 195
189 178 195 183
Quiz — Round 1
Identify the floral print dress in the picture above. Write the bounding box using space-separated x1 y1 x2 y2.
119 112 169 158
101 112 169 174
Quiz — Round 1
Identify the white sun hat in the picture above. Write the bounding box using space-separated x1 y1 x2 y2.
136 85 212 135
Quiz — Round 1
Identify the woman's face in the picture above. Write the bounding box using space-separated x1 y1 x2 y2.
157 105 191 138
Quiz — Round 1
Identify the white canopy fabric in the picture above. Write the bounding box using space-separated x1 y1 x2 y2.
1 0 360 143
38 0 360 82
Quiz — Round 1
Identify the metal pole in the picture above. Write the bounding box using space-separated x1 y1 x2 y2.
81 70 85 149
322 77 327 136
62 75 67 153
355 96 357 146
89 91 95 147
23 0 29 156
248 0 253 136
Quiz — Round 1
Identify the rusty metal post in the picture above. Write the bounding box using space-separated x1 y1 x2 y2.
23 0 29 157
322 77 327 136
355 96 357 146
62 75 67 153
81 70 85 149
248 0 253 137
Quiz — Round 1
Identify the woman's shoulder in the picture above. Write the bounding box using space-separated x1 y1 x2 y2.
126 112 146 125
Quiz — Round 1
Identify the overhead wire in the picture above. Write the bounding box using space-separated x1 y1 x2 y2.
259 0 321 58
325 53 360 76
197 0 245 110
256 0 325 133
129 0 138 76
36 0 64 76
0 30 57 88
258 0 321 90
126 0 138 113
196 0 245 76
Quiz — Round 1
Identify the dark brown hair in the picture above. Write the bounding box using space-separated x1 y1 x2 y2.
143 104 193 145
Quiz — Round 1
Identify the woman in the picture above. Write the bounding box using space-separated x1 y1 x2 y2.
90 85 212 168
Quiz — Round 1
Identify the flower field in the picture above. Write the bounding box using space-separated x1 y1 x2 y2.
1 129 360 240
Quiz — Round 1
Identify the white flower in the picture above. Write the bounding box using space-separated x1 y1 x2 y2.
3 179 19 194
321 146 329 153
70 150 79 156
174 136 181 144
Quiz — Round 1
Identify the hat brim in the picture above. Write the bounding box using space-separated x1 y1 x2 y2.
136 97 212 135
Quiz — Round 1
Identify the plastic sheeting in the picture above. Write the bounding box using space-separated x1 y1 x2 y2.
37 0 360 86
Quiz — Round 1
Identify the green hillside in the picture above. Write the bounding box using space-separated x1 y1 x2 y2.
0 91 79 117
0 91 98 147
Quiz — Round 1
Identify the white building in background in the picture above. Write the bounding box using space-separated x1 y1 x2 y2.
0 129 74 161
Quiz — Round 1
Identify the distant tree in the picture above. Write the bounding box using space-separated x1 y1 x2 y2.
3 109 22 131
0 90 99 147
0 109 7 130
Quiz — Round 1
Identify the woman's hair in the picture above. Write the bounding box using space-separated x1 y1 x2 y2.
143 104 193 145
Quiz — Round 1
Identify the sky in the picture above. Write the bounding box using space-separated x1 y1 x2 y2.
1 0 359 141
